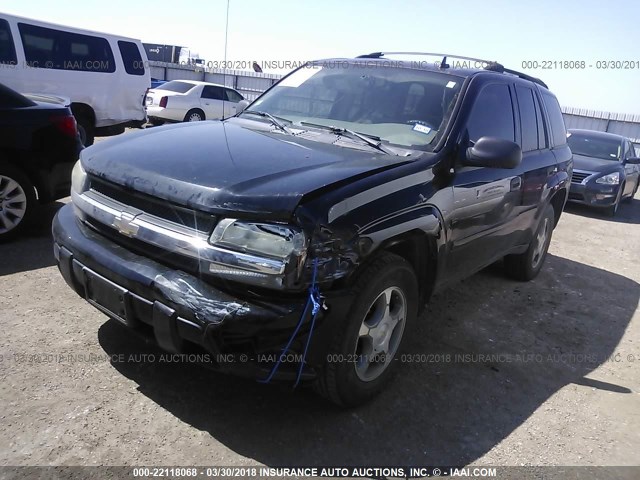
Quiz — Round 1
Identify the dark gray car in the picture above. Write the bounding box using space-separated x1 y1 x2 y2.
567 129 640 216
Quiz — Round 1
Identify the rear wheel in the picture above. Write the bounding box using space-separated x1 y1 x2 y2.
504 203 555 281
76 115 95 146
0 163 37 242
313 252 418 407
184 109 205 122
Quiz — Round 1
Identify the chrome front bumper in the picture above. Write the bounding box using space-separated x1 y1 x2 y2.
71 189 294 288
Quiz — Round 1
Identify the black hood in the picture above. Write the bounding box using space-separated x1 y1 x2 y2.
572 153 624 174
81 121 412 220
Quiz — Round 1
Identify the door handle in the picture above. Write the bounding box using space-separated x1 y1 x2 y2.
510 177 522 191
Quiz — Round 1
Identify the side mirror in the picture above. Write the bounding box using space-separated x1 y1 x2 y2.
236 99 250 114
464 136 522 169
624 157 640 165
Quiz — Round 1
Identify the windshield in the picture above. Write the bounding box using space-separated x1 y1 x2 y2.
249 62 463 149
155 81 196 93
567 132 622 161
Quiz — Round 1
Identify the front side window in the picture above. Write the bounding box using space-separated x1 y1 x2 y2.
18 23 115 73
249 63 463 149
0 19 17 65
225 89 243 102
466 83 515 143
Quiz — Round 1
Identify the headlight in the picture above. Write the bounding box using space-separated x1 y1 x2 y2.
595 172 620 185
210 219 306 260
208 219 308 289
71 160 89 194
210 218 306 260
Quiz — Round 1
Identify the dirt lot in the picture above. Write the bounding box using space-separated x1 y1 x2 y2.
1 169 639 470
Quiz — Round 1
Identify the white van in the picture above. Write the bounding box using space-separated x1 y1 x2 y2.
0 13 150 145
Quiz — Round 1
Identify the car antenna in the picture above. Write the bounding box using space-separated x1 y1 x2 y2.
222 0 230 118
440 55 450 69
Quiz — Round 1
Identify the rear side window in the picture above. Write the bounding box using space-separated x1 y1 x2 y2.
202 85 224 100
515 86 538 152
18 23 115 73
118 41 144 76
533 92 547 149
466 83 515 143
224 88 243 102
541 91 566 147
0 19 17 65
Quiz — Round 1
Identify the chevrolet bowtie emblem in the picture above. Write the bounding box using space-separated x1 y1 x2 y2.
112 211 139 237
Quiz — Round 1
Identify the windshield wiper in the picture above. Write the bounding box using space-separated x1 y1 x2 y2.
299 121 395 155
241 110 292 134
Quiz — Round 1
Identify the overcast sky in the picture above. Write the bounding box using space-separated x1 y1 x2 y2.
3 0 639 114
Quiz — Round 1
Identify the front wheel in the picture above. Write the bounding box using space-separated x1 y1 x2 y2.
314 252 418 407
0 163 37 242
623 181 638 203
605 186 623 216
504 203 555 281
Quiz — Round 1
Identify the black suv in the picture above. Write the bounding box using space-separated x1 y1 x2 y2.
53 53 572 406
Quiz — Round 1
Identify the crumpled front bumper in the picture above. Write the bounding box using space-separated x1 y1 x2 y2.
52 204 349 381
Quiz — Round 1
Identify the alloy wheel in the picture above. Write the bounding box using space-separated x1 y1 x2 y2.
531 217 550 269
354 286 407 382
0 175 28 234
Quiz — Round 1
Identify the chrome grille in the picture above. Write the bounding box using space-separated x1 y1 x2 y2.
571 170 594 184
89 177 216 233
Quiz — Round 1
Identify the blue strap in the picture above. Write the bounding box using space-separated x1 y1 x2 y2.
258 259 322 386
293 283 322 388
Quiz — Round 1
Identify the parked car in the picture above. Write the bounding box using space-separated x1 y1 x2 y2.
0 83 81 241
53 53 571 406
0 13 150 145
567 129 640 216
145 80 244 125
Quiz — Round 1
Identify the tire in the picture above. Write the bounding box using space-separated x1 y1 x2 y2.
313 252 418 407
504 203 555 281
76 116 95 146
605 186 623 216
623 182 638 203
0 163 38 242
184 109 205 122
150 119 165 127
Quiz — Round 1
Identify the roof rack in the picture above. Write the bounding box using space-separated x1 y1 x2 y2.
355 52 548 89
502 68 548 89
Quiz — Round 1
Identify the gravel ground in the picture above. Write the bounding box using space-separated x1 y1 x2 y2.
0 145 639 470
